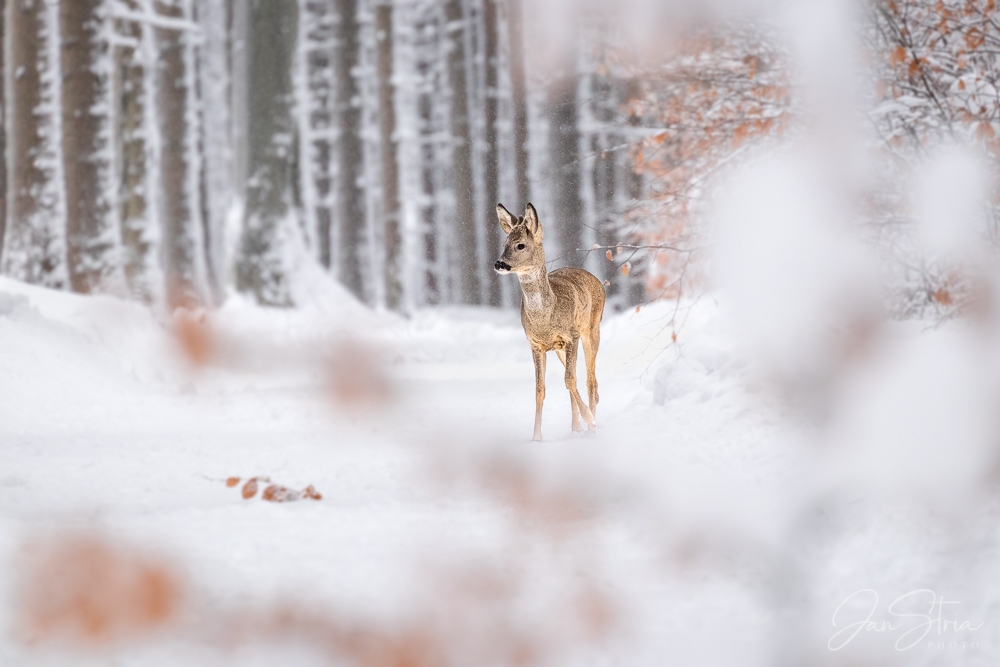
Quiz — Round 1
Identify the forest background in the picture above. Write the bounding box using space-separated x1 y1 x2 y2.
0 0 995 319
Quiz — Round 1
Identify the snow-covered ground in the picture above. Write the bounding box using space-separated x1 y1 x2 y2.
1 275 997 666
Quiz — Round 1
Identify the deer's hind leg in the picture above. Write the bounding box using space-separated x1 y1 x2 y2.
556 349 582 432
565 337 595 432
581 326 600 421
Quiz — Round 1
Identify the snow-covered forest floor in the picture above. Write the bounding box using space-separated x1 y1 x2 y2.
0 274 997 666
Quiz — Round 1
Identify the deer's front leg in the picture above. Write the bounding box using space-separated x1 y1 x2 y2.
565 337 596 431
531 346 546 441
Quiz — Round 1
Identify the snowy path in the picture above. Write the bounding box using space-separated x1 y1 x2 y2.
2 278 784 665
4 278 991 666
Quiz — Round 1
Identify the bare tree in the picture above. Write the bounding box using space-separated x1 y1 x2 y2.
59 0 123 293
444 0 480 304
376 0 403 310
114 0 160 303
481 0 502 305
0 0 6 254
547 21 583 268
587 36 622 306
302 0 336 269
62 0 123 294
155 0 208 307
195 0 233 304
507 0 529 211
236 0 299 306
414 4 443 305
333 0 367 301
3 0 66 287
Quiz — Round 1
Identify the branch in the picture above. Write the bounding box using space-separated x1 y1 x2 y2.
112 5 202 34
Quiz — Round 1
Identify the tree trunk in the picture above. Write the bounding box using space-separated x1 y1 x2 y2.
195 0 232 304
333 0 367 301
3 0 66 287
507 0 529 210
548 22 583 268
621 77 645 306
302 0 335 269
155 0 207 308
236 0 299 306
377 1 402 311
415 9 441 305
62 0 123 294
0 0 6 254
115 1 158 303
481 0 501 306
444 0 480 304
592 62 619 305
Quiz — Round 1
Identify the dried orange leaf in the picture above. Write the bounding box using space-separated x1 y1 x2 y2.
302 484 323 500
225 477 240 488
934 287 953 305
732 123 749 148
19 536 181 643
327 339 393 408
605 250 613 261
173 311 213 367
263 485 301 503
621 263 630 277
890 45 907 67
242 479 258 500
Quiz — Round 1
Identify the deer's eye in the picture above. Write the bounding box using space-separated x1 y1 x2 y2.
516 243 525 250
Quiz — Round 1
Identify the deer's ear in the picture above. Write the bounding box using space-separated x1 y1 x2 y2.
524 203 542 240
496 203 516 234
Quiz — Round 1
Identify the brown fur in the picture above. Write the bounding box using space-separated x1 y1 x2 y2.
494 203 605 440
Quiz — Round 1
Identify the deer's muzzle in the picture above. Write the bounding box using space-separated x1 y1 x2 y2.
494 260 511 274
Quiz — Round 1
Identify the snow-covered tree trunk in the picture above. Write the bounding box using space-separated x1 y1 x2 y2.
230 0 247 205
3 0 66 287
620 77 645 306
0 0 6 254
195 0 232 304
155 0 208 308
590 65 621 305
114 1 160 303
548 21 583 268
236 0 299 306
444 0 479 304
333 0 367 301
62 0 123 294
506 0 529 210
376 0 402 311
412 3 443 306
481 0 501 305
301 0 336 269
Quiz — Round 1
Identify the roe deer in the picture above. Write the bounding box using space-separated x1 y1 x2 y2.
493 203 605 441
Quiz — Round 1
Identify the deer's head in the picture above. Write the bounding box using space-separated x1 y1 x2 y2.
494 203 545 275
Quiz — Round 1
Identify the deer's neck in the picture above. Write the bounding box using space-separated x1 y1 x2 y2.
517 266 554 316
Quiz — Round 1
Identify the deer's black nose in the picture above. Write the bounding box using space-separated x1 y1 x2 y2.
494 260 511 273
